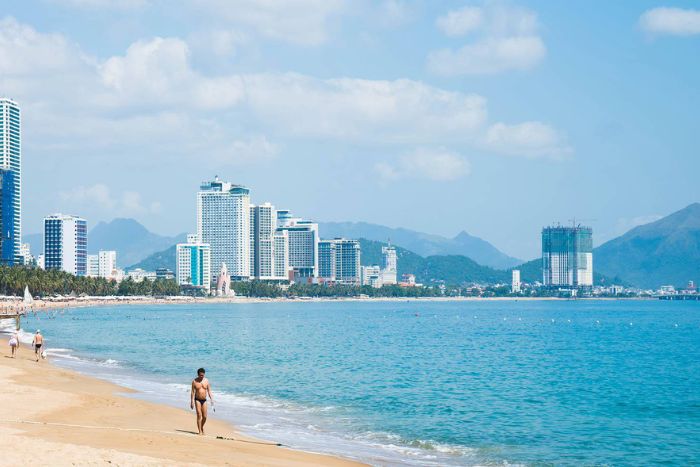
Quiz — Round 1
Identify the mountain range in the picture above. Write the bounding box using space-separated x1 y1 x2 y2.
23 203 700 288
593 203 700 288
318 221 521 269
23 218 186 267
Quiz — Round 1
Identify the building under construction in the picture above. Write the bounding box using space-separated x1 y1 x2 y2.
542 225 593 289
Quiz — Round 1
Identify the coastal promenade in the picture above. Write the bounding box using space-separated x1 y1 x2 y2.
0 345 363 466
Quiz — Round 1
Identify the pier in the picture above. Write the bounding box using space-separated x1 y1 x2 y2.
657 294 700 301
0 310 25 330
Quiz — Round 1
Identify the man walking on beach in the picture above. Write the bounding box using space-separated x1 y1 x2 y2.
191 368 214 435
32 330 43 362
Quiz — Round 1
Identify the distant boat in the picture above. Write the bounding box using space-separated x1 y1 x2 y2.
23 286 34 305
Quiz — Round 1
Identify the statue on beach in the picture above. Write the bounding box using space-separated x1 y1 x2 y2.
216 263 234 297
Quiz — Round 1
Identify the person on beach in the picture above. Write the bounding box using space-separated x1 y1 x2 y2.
190 368 214 435
32 330 43 362
8 331 19 358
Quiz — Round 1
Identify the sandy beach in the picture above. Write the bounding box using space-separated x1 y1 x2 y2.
0 344 364 466
0 293 644 318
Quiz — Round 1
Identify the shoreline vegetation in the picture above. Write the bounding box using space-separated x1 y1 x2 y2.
0 266 650 307
0 345 364 466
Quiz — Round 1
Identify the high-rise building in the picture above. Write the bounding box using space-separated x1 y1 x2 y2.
250 204 289 282
87 254 99 277
512 269 521 293
542 225 593 288
276 209 294 229
361 265 382 288
318 238 361 285
318 239 336 280
197 177 250 281
334 239 361 285
19 243 32 265
176 237 211 292
250 203 276 280
44 214 88 276
98 250 117 278
0 98 21 265
273 230 289 281
277 219 319 279
381 244 397 285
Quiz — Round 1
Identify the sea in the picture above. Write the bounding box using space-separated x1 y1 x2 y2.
2 299 699 466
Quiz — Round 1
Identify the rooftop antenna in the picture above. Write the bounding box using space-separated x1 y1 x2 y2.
568 218 597 227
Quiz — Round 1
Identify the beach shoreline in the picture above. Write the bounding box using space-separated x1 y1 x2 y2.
0 343 365 466
0 294 655 317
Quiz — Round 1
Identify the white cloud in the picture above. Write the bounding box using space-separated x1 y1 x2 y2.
242 73 487 142
429 4 546 75
0 17 570 170
436 6 483 36
188 29 248 58
639 7 700 36
99 37 244 110
0 17 91 75
59 184 160 216
375 0 414 27
428 36 545 75
376 148 471 181
213 136 279 165
484 122 572 158
48 0 148 8
190 0 345 46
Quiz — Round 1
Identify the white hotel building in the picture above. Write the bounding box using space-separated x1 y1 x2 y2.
44 214 88 276
197 177 251 281
250 203 288 281
277 217 319 280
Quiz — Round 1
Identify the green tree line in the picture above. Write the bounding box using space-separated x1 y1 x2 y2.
0 266 179 297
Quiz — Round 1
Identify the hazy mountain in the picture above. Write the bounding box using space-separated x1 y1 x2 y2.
132 238 510 285
128 244 177 272
594 203 700 288
360 238 510 284
511 203 700 288
319 221 521 269
23 218 186 268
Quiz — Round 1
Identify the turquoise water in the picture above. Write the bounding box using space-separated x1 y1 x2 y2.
7 300 700 466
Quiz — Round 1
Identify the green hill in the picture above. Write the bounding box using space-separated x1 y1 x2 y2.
594 203 700 288
127 244 177 271
359 238 509 285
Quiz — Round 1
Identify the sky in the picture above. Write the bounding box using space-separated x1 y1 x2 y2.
1 0 699 260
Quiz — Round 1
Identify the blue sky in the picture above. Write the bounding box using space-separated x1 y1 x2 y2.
2 0 699 260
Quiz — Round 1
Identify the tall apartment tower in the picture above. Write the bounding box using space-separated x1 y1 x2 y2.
44 214 88 276
318 238 361 285
197 177 250 281
542 225 593 288
0 98 21 265
318 239 336 280
277 218 319 279
250 203 288 281
334 238 361 286
511 269 521 293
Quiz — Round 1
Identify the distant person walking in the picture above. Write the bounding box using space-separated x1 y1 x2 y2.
190 368 214 435
32 330 43 362
8 331 19 358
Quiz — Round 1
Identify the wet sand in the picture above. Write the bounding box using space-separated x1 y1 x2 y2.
0 345 364 466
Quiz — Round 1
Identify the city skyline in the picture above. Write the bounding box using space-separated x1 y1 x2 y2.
1 1 699 259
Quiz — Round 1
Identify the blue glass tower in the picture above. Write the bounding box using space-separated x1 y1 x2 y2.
0 169 17 265
0 98 21 266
